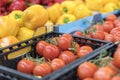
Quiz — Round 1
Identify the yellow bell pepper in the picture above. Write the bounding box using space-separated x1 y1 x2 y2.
17 27 34 41
100 2 118 14
73 4 92 19
8 10 24 27
47 3 62 24
0 36 31 59
74 0 85 6
85 0 102 11
23 5 49 30
57 13 76 25
101 0 118 6
61 1 77 14
34 27 46 36
0 15 19 38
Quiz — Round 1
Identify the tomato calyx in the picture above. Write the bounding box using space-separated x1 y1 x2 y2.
68 41 77 53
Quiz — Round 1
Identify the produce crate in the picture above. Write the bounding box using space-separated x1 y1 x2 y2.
0 31 110 80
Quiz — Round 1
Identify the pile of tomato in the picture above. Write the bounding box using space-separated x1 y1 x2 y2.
17 33 94 77
73 14 120 43
77 44 120 80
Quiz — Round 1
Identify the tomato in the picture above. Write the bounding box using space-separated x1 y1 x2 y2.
59 51 76 64
113 31 120 41
17 58 35 74
77 46 93 58
83 78 94 80
36 41 48 56
43 44 60 60
73 31 83 36
110 27 120 35
62 34 73 41
75 42 80 52
93 24 104 31
104 34 114 42
94 66 115 80
58 36 72 50
114 19 120 27
113 47 120 68
91 30 105 40
77 62 98 79
51 58 65 72
33 63 52 77
106 14 117 22
111 76 120 80
102 21 114 33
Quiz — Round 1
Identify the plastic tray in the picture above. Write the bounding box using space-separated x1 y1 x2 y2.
0 31 110 80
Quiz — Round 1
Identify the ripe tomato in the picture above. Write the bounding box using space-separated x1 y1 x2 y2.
83 78 94 80
36 41 48 56
59 51 76 64
106 14 117 22
93 24 104 31
110 27 120 35
51 58 65 72
111 76 120 80
77 62 98 79
104 34 114 42
62 34 73 41
33 63 52 77
58 36 72 50
91 30 105 40
17 58 35 74
94 66 115 80
114 19 120 27
113 47 120 68
73 31 83 36
43 44 60 60
113 31 120 41
77 46 93 58
102 21 114 33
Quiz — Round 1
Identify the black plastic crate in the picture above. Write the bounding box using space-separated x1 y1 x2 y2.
0 31 110 80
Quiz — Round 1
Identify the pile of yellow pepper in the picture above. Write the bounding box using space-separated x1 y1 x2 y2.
0 0 120 48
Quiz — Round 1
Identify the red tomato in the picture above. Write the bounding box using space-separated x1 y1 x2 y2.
94 66 115 80
62 34 73 41
110 27 120 35
36 41 48 56
33 63 52 77
59 51 76 64
93 24 104 31
83 78 94 80
113 47 120 68
102 21 114 33
77 62 98 79
73 31 83 36
104 34 115 42
114 19 120 27
111 76 120 80
91 30 105 40
77 46 93 58
17 58 35 74
106 14 117 22
43 44 60 60
113 31 120 41
58 36 72 50
51 58 65 72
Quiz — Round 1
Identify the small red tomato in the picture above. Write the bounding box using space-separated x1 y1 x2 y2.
73 31 83 36
113 31 120 41
114 19 120 27
62 34 73 41
83 78 94 80
59 51 76 64
58 36 72 50
106 14 117 22
33 63 52 77
104 34 114 42
77 62 98 79
102 21 114 33
77 46 93 58
17 58 35 74
111 76 120 80
36 41 48 56
51 58 65 72
110 27 120 35
43 44 60 60
94 66 115 80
